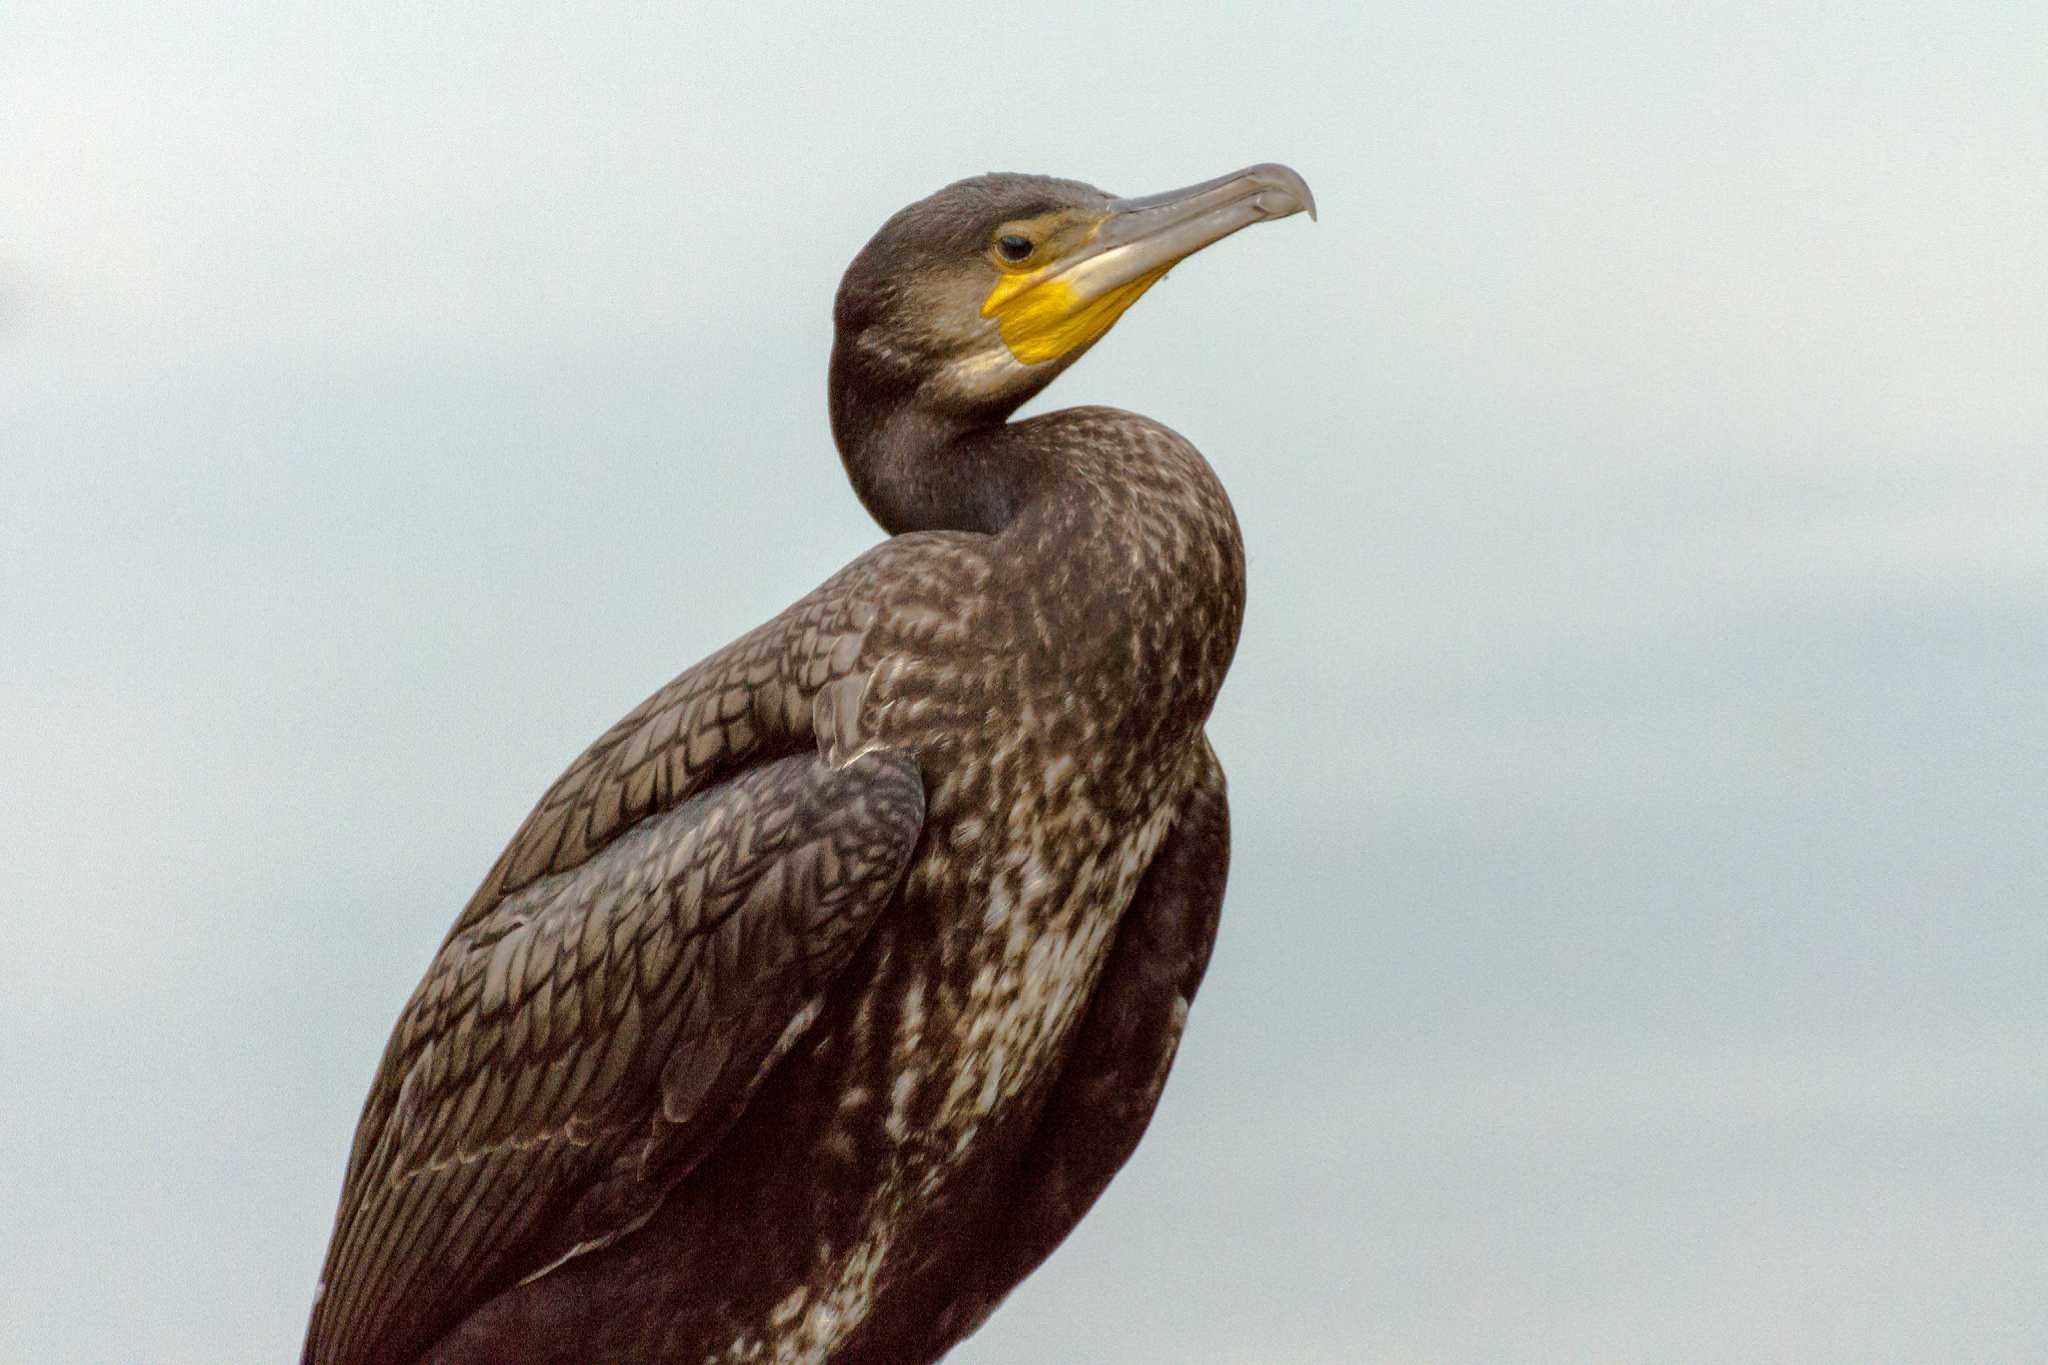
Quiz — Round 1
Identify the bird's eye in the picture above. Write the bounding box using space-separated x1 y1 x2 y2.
996 234 1033 263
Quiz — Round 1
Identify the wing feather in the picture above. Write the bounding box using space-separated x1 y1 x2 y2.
457 561 904 930
305 746 925 1365
305 535 980 1364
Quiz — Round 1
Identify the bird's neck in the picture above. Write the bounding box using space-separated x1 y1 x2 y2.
831 402 1040 537
829 333 1070 536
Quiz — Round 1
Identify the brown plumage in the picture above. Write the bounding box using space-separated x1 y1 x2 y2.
305 163 1312 1364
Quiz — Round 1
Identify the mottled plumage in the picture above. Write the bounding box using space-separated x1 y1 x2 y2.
306 163 1311 1364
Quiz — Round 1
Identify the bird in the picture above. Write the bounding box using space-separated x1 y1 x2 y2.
303 161 1314 1365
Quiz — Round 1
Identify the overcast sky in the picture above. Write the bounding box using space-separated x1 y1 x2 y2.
5 4 2045 1362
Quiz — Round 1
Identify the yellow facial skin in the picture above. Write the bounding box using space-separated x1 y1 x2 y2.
978 215 1169 366
981 264 1170 366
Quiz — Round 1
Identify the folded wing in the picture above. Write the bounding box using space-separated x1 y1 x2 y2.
303 746 924 1365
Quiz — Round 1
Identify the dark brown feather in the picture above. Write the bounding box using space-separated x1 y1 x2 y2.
834 741 1230 1359
981 741 1229 1293
304 730 925 1365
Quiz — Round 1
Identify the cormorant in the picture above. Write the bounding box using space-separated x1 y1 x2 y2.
304 162 1314 1364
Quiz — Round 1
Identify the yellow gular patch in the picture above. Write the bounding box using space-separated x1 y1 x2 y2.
980 265 1170 366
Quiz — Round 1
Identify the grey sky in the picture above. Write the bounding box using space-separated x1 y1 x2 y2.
5 3 2045 1361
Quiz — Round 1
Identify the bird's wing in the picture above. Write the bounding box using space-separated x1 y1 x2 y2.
305 746 924 1365
454 549 902 936
966 739 1229 1324
303 534 977 1365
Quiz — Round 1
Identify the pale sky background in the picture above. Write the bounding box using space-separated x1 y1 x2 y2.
5 4 2046 1362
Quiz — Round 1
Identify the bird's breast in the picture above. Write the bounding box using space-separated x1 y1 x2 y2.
723 745 1192 1363
904 761 1185 1137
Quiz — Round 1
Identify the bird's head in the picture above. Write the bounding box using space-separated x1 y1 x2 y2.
830 164 1315 434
